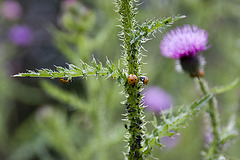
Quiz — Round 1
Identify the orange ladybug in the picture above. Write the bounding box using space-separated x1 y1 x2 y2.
139 76 148 85
128 74 138 85
60 78 70 84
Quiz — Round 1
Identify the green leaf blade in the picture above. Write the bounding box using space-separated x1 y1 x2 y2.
211 78 239 95
12 58 126 84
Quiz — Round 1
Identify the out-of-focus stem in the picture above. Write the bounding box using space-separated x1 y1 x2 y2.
197 78 221 159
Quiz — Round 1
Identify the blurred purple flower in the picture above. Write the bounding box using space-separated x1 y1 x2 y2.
65 0 76 3
160 25 209 59
1 1 22 20
8 25 33 46
63 0 76 7
204 129 228 150
204 130 213 145
160 134 179 149
142 86 173 113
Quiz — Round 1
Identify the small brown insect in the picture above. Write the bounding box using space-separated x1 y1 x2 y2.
60 78 70 84
198 69 205 77
190 69 205 78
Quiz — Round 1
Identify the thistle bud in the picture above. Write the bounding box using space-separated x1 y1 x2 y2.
160 25 209 77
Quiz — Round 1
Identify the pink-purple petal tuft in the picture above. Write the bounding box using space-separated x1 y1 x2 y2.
160 25 209 59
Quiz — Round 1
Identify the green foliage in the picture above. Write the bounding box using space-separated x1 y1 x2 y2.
28 78 125 160
220 115 238 145
197 77 239 160
211 78 239 146
135 15 186 44
7 117 49 160
7 104 124 160
61 2 95 33
52 1 116 64
12 0 184 159
40 80 92 113
143 93 214 157
39 109 82 160
211 78 239 95
2 0 240 160
142 77 239 158
114 0 185 159
11 0 239 160
13 57 126 84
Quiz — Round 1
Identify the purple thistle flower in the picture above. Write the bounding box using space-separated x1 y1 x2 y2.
8 25 33 46
1 1 22 21
160 25 209 59
160 134 179 149
142 86 173 113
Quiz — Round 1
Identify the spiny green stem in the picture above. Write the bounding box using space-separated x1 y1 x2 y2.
117 0 145 159
197 78 221 159
125 86 144 160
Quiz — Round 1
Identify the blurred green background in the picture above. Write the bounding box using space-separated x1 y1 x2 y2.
0 0 239 159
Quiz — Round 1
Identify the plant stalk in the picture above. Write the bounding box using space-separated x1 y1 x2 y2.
117 0 145 159
197 77 221 159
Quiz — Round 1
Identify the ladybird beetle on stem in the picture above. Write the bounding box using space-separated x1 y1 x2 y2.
139 76 148 85
60 78 70 84
128 74 138 85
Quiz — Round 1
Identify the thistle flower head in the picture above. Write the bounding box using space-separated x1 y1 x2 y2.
160 25 209 59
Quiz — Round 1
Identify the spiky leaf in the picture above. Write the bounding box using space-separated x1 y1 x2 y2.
211 78 239 95
220 115 238 145
134 15 186 44
13 58 126 84
143 93 214 157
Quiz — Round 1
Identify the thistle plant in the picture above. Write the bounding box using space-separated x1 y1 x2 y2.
160 25 239 160
12 0 239 160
